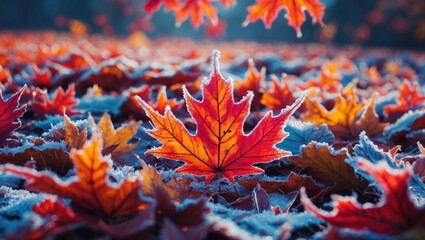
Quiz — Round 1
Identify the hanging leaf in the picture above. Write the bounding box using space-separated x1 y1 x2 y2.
243 0 325 37
175 0 218 29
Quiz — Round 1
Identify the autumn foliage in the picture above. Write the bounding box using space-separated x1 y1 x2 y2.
143 0 326 37
0 32 424 239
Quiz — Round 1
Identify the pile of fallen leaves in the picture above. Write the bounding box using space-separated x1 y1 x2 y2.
0 32 424 239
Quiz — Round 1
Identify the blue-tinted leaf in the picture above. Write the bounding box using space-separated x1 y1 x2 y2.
278 120 335 155
385 109 425 140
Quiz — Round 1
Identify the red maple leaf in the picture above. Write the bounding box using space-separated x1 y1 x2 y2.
204 19 227 40
175 0 218 29
138 51 305 184
22 64 54 89
383 80 425 122
144 0 180 17
0 86 26 146
243 0 325 37
261 74 296 113
31 85 80 119
301 159 425 235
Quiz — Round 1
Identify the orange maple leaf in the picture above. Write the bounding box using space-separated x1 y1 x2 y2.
302 84 385 139
64 113 87 150
149 86 184 115
175 0 218 29
140 160 204 202
243 0 325 37
383 80 425 121
2 132 150 219
90 113 140 158
354 96 388 138
234 58 266 111
261 74 296 112
138 51 305 184
31 85 80 119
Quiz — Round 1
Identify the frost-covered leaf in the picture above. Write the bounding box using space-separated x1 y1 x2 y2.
234 58 266 111
303 84 384 140
289 142 368 191
90 113 140 159
2 132 151 220
261 74 296 113
31 85 80 119
383 80 425 122
139 51 305 184
140 160 204 202
385 109 425 146
277 120 335 155
0 139 72 175
301 159 425 236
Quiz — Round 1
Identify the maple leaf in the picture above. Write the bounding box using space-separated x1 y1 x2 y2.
353 96 388 138
29 197 81 239
234 58 266 111
31 85 80 119
63 113 87 150
0 86 26 147
144 0 180 17
22 64 54 89
90 113 140 158
175 0 218 29
383 80 425 122
289 143 368 192
261 74 296 113
140 160 204 202
148 86 184 115
298 66 342 96
302 84 385 139
301 159 425 236
204 19 227 40
243 0 326 38
2 132 151 219
138 51 305 184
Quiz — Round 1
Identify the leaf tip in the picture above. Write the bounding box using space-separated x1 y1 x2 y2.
211 50 221 72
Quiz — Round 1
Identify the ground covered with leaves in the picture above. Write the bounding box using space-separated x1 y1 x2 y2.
0 32 425 239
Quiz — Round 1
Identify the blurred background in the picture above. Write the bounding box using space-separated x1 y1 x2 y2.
0 0 424 50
